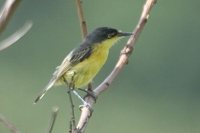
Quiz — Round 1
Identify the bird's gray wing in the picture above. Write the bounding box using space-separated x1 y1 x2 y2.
53 45 92 80
69 44 92 63
34 45 92 103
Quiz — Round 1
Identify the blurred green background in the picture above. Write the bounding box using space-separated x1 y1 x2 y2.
0 0 200 133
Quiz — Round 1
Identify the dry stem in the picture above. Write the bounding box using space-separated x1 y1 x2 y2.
74 0 157 132
75 0 88 38
68 90 76 132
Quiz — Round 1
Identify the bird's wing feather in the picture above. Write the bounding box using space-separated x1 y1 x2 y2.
69 45 92 63
52 45 92 81
34 45 92 103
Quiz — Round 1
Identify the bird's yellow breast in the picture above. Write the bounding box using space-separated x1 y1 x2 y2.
65 38 118 88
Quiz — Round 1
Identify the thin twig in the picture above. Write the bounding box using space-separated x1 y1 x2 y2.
67 90 76 133
75 0 87 38
0 114 21 133
75 0 92 94
74 0 157 132
68 1 88 132
0 21 32 51
46 107 59 133
0 0 21 34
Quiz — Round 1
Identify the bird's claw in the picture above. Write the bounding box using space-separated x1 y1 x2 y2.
79 102 93 113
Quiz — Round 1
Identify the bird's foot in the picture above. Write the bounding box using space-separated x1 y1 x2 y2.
78 88 97 102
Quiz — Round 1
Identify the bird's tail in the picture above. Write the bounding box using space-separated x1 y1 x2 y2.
34 79 56 104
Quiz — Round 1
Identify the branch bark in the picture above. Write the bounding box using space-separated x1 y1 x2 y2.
75 0 87 38
68 89 76 133
73 0 157 132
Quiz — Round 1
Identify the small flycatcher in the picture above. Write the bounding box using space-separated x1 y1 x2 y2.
34 27 132 104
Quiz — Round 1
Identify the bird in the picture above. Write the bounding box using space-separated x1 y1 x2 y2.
34 27 132 104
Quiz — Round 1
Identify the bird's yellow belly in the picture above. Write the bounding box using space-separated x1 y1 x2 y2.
65 47 109 89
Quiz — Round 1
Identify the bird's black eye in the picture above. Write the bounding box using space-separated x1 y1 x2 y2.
107 32 116 39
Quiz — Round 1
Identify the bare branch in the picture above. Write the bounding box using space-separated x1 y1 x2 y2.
0 21 32 51
0 114 21 133
46 107 59 133
0 0 21 34
95 0 157 96
67 1 88 132
75 0 87 38
74 0 157 132
68 90 76 133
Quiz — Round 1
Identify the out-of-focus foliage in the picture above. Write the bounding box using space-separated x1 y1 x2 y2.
0 0 199 133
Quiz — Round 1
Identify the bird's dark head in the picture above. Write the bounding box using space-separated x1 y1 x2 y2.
85 27 132 44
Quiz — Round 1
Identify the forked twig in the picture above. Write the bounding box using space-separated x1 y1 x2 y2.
73 0 157 132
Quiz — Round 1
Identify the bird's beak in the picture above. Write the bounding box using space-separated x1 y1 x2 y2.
117 31 133 37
